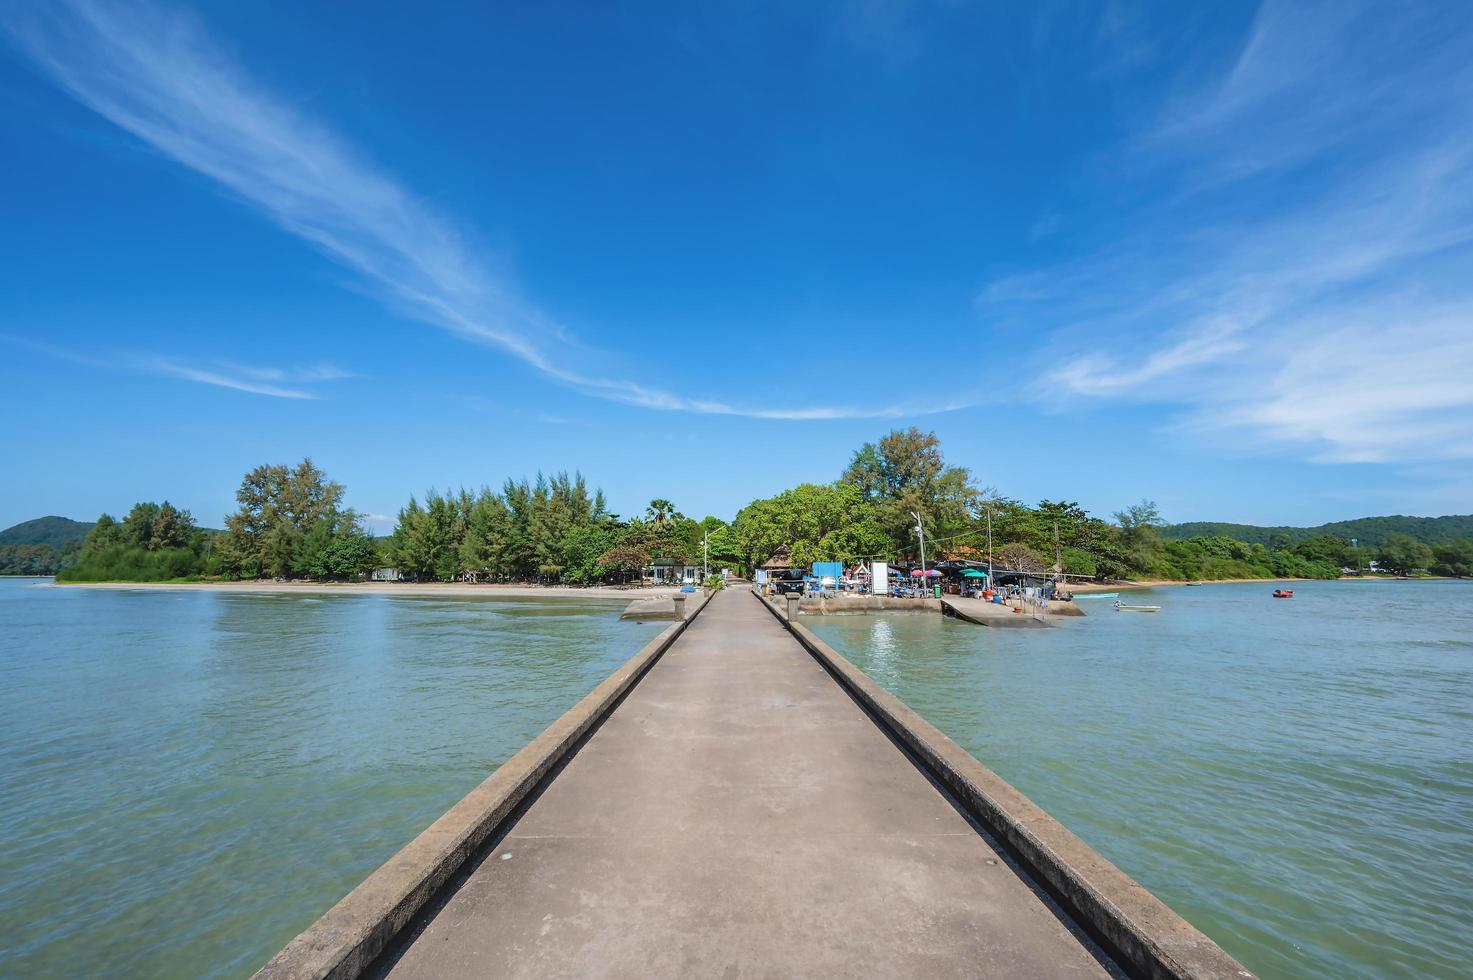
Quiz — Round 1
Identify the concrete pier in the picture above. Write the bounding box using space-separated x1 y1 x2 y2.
940 595 1053 627
259 589 1251 980
766 592 1086 623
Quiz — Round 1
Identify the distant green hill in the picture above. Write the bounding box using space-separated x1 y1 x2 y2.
0 516 95 549
1163 515 1473 548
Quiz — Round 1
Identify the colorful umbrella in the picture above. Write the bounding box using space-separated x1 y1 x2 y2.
961 569 987 578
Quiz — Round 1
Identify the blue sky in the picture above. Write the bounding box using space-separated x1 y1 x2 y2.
3 0 1471 533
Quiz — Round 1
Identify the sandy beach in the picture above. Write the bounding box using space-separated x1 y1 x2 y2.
52 580 686 601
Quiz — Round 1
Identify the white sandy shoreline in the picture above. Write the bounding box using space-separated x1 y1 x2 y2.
49 580 686 601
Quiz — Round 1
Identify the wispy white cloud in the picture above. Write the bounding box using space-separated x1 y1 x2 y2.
978 0 1473 465
0 333 351 399
1190 311 1473 465
1048 319 1248 396
221 362 357 384
1143 1 1468 188
4 0 966 422
142 358 317 399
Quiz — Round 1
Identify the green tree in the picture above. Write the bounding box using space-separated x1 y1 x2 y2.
1295 535 1353 568
561 524 619 583
419 490 466 580
218 458 362 578
501 479 537 578
645 499 679 525
1377 533 1434 575
698 519 742 571
388 472 614 583
460 490 513 579
1431 539 1473 577
321 535 379 579
734 482 890 570
60 504 207 582
997 542 1046 572
1114 499 1165 572
842 428 979 559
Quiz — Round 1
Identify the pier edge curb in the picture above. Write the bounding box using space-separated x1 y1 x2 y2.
753 589 1254 980
252 592 714 980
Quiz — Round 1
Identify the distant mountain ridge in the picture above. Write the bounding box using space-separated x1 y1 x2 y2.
1163 514 1473 548
0 516 95 549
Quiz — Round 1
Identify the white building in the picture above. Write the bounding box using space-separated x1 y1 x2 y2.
647 559 703 585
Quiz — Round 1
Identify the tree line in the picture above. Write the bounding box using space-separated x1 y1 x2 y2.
729 428 1472 581
57 459 744 584
0 541 81 576
53 434 1473 583
389 482 738 583
58 461 377 583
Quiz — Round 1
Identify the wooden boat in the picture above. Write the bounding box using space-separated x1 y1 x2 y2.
1272 589 1294 598
1074 592 1119 600
1113 601 1161 613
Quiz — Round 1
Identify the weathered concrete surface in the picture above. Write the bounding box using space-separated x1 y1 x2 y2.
619 595 697 621
762 595 1256 980
375 589 1116 979
758 592 1085 620
254 595 712 980
791 593 941 614
941 595 1054 628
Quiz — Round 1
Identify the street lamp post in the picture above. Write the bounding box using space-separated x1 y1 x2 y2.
911 511 927 573
985 505 993 583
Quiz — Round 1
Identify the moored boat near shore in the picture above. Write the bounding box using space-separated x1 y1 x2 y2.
1114 600 1161 612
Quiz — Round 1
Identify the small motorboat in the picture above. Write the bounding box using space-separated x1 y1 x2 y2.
1075 592 1119 600
1114 601 1161 613
1272 589 1294 598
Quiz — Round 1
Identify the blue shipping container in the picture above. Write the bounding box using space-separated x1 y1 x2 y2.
811 561 844 580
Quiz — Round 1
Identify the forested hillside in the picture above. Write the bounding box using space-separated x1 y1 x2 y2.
0 516 94 575
0 516 94 548
1163 515 1473 548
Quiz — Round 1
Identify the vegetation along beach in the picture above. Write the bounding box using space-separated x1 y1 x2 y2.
21 430 1472 588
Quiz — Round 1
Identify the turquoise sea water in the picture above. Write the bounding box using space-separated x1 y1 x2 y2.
806 580 1473 979
0 580 664 977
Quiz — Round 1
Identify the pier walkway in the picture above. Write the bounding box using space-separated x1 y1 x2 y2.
262 588 1250 979
371 589 1110 978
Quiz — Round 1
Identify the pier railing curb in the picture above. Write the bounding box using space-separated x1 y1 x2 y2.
752 589 1254 980
253 591 715 980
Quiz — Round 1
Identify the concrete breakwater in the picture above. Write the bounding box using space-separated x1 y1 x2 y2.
765 592 1086 626
941 595 1086 626
618 595 694 620
256 589 1249 979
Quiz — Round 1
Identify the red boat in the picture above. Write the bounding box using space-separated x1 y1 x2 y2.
1273 589 1294 598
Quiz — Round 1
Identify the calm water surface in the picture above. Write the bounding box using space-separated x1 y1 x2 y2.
807 580 1473 979
0 579 664 977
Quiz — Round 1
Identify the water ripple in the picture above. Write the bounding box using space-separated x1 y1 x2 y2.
808 582 1473 979
0 581 664 977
